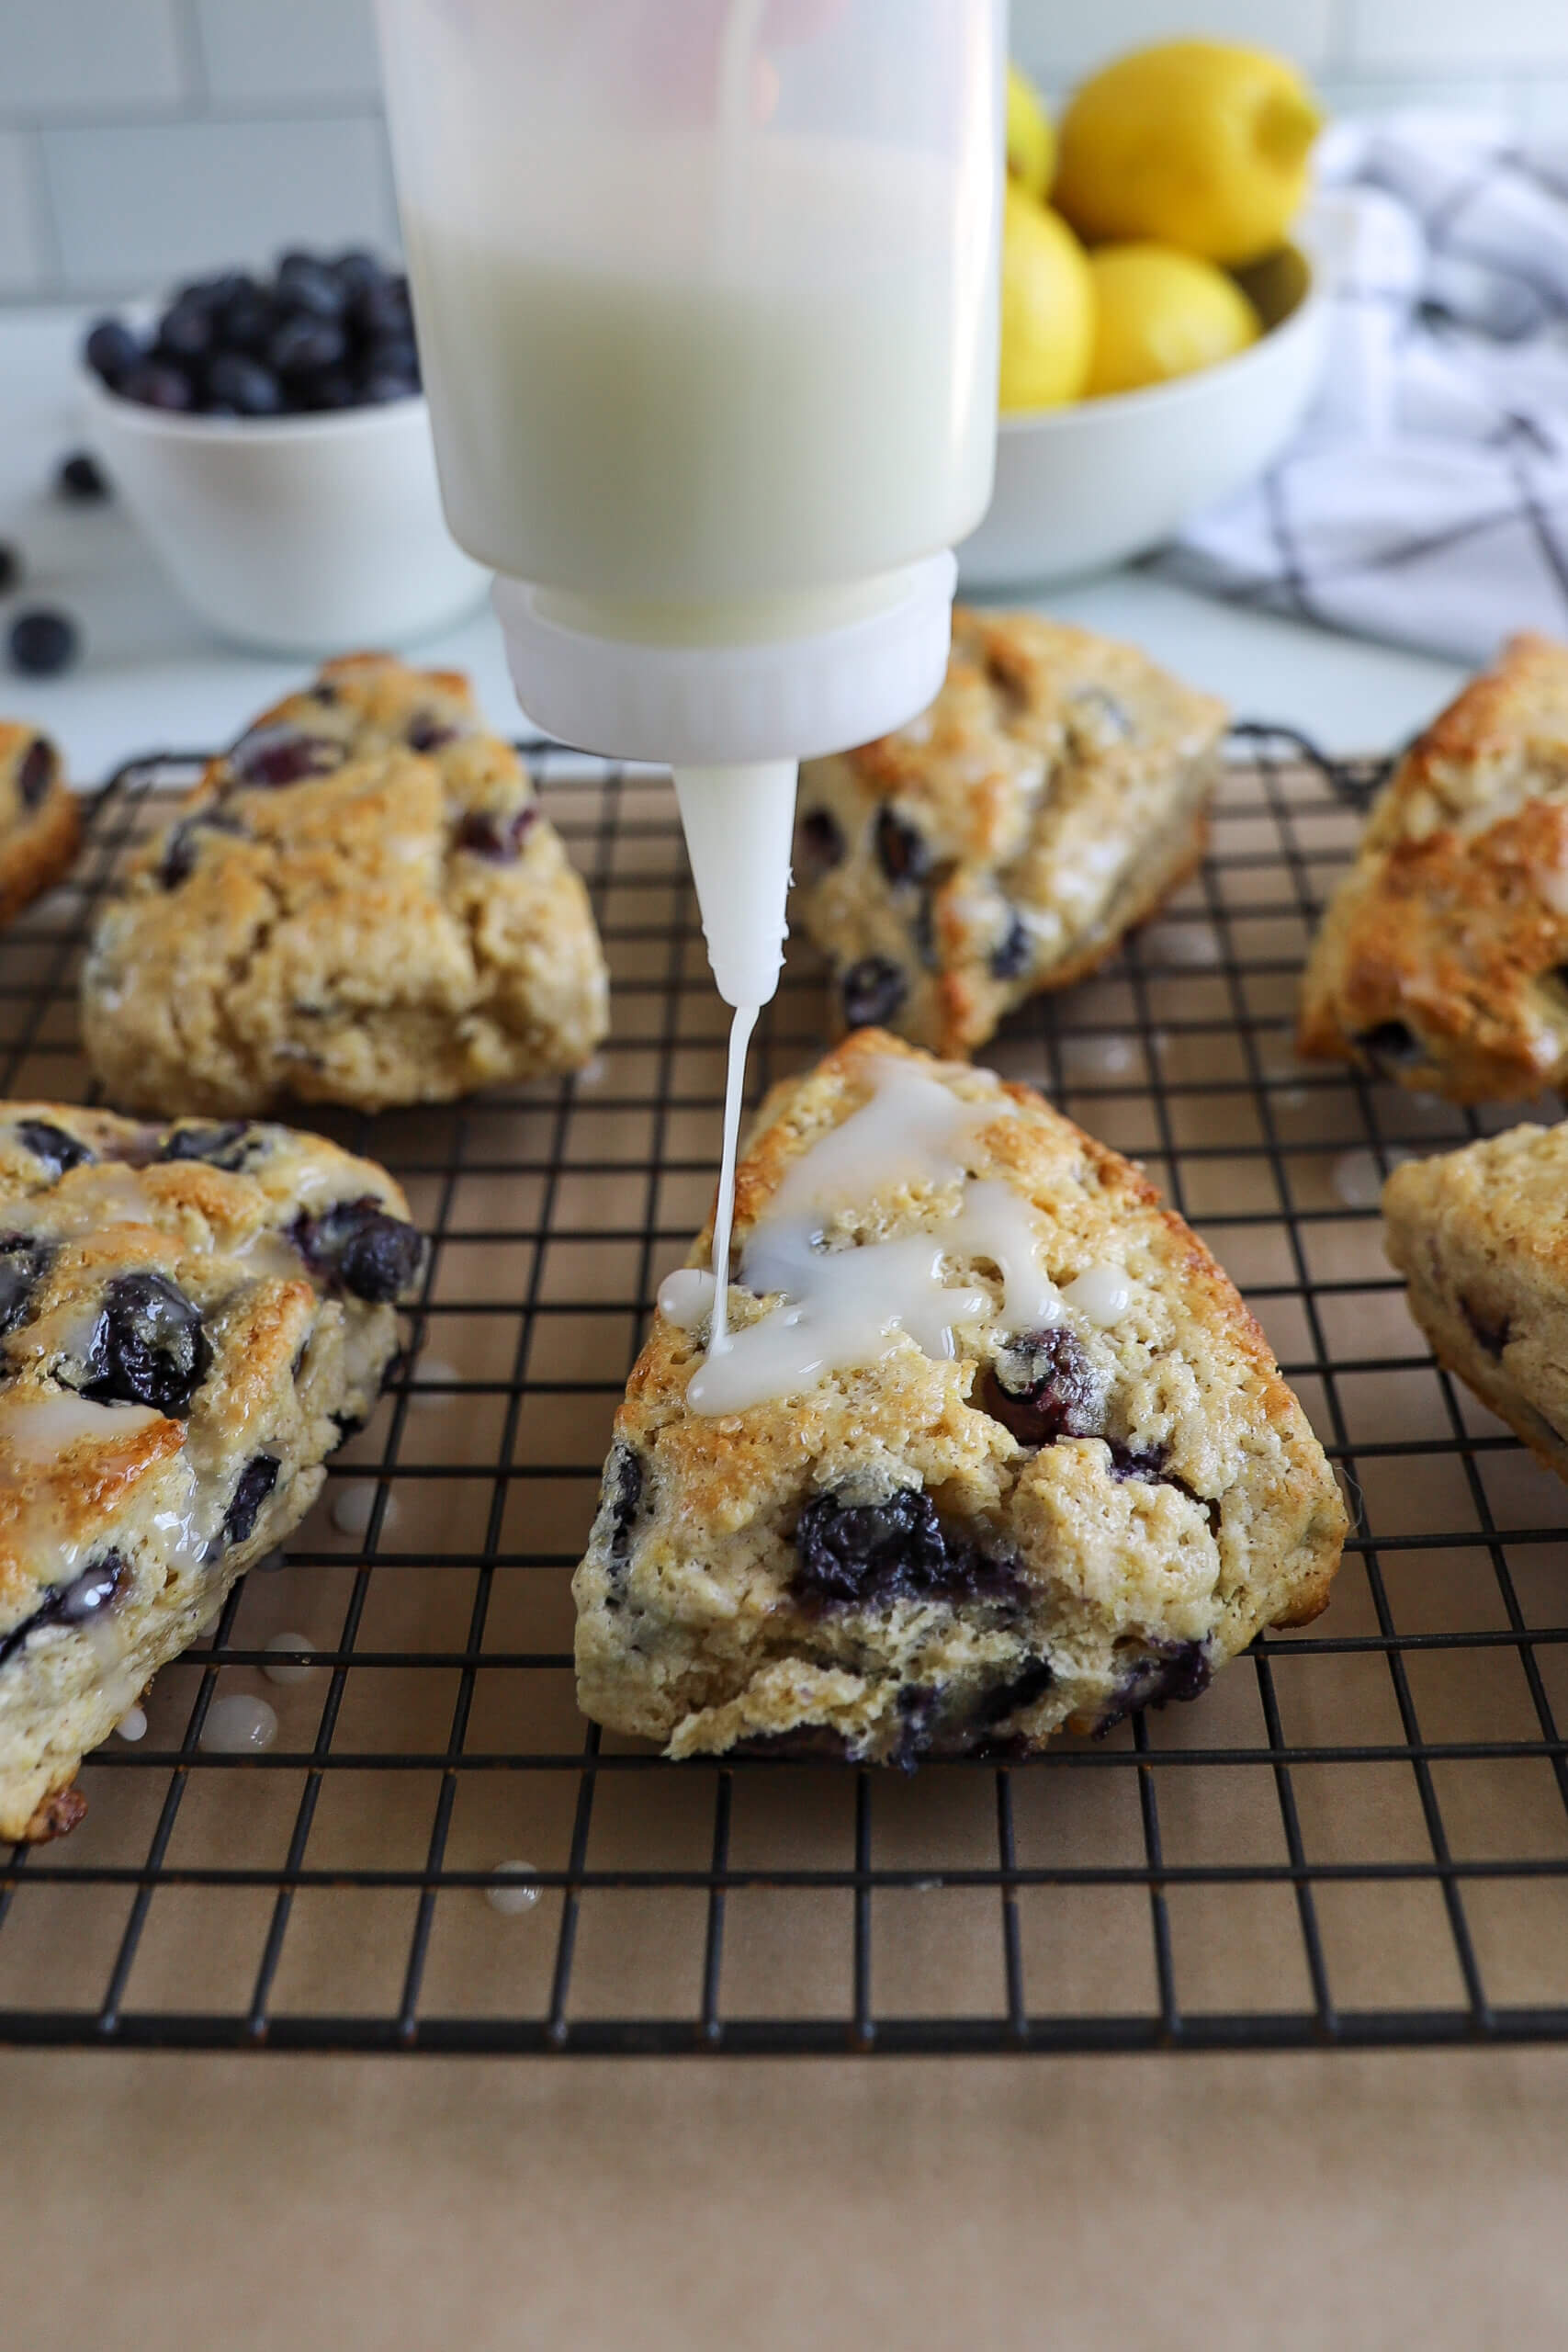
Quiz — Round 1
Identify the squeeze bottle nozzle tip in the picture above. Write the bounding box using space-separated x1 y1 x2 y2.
673 762 799 1011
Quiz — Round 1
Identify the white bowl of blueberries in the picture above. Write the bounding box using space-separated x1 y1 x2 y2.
81 249 489 656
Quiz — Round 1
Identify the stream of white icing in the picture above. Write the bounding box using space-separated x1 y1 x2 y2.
673 1058 1085 1417
706 1003 759 1358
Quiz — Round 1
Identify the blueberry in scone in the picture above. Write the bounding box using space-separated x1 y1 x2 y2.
81 652 609 1115
1300 634 1568 1102
0 1102 424 1841
573 1030 1345 1765
1384 1120 1568 1483
0 724 80 925
792 611 1227 1058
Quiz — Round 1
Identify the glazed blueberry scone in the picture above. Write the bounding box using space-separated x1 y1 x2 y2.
792 611 1228 1057
574 1030 1345 1764
1384 1121 1568 1483
0 1102 424 1841
1300 634 1568 1102
0 724 80 924
82 652 608 1114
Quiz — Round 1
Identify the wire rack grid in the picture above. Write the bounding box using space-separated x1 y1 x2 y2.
1 728 1567 2058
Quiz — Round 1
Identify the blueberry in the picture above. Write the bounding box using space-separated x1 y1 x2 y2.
840 956 907 1031
222 1453 279 1545
406 715 457 752
1352 1019 1423 1075
157 301 214 362
121 362 193 413
1461 1294 1510 1359
0 1550 126 1670
56 451 108 503
0 543 19 595
1095 1639 1212 1736
83 1271 209 1417
276 254 347 321
1066 685 1134 744
301 370 356 412
359 368 420 404
292 1197 425 1303
974 1657 1055 1728
874 806 931 887
455 804 536 863
365 333 419 380
333 248 385 296
268 316 348 381
206 353 284 417
9 610 79 678
156 1122 256 1173
605 1442 645 1569
355 278 413 340
220 288 276 354
795 808 844 876
990 911 1032 982
794 1486 1021 1612
83 317 142 386
156 809 248 889
0 1234 52 1338
13 1120 94 1178
17 737 56 811
979 1327 1103 1449
228 727 343 787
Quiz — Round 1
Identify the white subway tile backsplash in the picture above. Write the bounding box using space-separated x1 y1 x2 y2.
1347 0 1568 70
43 116 396 296
0 134 46 293
0 0 186 118
1010 0 1335 84
195 0 382 106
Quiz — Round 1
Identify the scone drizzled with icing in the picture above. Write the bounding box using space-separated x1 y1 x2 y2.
1300 633 1568 1102
0 722 80 925
82 651 609 1115
791 611 1227 1057
1384 1121 1568 1483
575 1032 1345 1765
0 1103 424 1841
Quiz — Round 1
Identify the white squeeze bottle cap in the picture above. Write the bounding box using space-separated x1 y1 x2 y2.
375 0 1006 1011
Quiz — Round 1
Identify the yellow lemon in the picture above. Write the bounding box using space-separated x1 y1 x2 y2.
1006 62 1055 199
1085 243 1260 397
1090 242 1259 395
1055 40 1323 266
999 186 1094 412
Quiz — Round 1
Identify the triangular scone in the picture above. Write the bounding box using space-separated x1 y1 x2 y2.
1384 1121 1568 1482
791 611 1227 1058
0 1102 423 1841
82 652 608 1115
1300 633 1568 1102
574 1031 1345 1765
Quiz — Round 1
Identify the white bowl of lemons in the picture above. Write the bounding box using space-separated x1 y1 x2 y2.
960 44 1331 591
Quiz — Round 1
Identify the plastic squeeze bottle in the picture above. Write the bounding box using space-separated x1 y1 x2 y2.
376 0 1005 1352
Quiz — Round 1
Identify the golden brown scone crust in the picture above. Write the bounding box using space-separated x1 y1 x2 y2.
0 1102 423 1840
573 1031 1345 1765
1384 1119 1568 1481
1300 634 1568 1101
81 653 608 1115
0 724 81 924
793 611 1226 1057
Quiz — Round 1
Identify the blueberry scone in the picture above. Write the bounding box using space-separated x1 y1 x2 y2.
574 1030 1345 1764
82 652 608 1115
0 1103 424 1841
792 612 1227 1057
1300 634 1568 1102
0 724 80 924
1384 1121 1568 1482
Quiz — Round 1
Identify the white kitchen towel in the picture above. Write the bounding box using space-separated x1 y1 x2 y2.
1160 114 1568 664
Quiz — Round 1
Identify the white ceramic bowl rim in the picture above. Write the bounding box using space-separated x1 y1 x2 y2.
80 368 426 445
998 243 1323 435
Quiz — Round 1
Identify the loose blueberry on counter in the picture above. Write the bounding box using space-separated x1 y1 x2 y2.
222 1453 280 1546
0 1234 53 1338
795 808 845 876
9 609 80 678
455 804 536 862
83 1271 209 1417
980 1327 1103 1449
56 452 108 503
17 738 56 810
156 1121 257 1172
840 955 907 1031
1351 1019 1423 1075
794 1487 1022 1611
0 1550 127 1669
13 1120 94 1177
292 1197 425 1303
874 807 931 887
990 910 1032 981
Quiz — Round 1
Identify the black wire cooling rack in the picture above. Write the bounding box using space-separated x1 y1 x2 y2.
2 725 1567 2058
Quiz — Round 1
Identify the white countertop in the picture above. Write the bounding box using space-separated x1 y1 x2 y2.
2 308 1467 780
